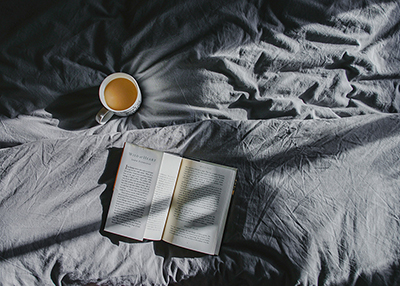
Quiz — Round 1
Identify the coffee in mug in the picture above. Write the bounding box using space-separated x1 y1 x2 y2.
104 78 138 110
96 72 142 124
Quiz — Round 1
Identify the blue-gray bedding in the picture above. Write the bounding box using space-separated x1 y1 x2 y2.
1 0 400 285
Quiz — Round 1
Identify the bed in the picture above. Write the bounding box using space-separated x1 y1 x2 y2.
1 0 400 285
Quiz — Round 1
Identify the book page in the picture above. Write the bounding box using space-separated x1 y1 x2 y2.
162 158 237 255
104 143 163 241
143 153 182 240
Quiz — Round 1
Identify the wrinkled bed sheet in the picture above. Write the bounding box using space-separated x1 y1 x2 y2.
1 0 400 285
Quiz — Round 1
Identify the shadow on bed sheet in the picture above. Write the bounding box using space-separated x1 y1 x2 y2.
0 0 61 42
45 87 102 130
1 0 398 123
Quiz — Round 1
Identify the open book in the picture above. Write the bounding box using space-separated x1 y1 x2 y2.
104 143 237 255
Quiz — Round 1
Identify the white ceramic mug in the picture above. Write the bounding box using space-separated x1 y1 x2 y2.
95 72 142 124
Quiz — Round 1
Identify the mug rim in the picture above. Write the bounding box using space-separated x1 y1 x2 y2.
99 72 141 113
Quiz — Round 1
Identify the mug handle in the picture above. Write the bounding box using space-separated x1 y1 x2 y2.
96 107 114 124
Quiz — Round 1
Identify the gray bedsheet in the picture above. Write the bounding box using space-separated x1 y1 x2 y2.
1 0 400 285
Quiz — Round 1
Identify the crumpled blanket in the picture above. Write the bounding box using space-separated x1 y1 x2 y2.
1 0 400 285
2 118 400 285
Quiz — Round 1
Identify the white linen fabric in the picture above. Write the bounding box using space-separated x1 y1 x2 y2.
1 0 400 285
